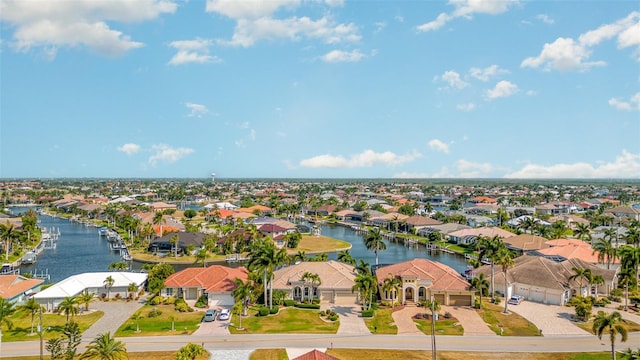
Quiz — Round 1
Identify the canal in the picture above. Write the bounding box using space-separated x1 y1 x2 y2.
12 207 469 283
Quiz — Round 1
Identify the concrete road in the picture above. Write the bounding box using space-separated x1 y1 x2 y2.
3 332 638 357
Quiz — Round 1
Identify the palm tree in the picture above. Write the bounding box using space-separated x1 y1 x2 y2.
469 273 489 309
77 292 95 312
300 271 313 302
309 273 322 301
356 259 371 275
1 222 15 261
0 297 16 343
19 297 42 335
131 312 142 333
337 250 356 265
176 343 206 360
293 250 307 263
127 283 139 300
382 273 401 310
496 247 515 314
194 248 207 267
232 277 253 320
352 272 376 310
104 276 115 299
80 332 127 360
592 274 605 297
621 347 640 359
58 296 79 323
593 311 628 360
153 212 165 237
170 234 179 259
573 223 591 242
624 227 640 248
364 227 386 266
569 267 593 296
476 235 504 300
248 239 287 310
594 238 618 270
617 245 640 291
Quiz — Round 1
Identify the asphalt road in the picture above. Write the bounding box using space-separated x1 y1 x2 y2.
3 332 639 357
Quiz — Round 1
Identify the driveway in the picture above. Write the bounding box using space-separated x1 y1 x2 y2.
192 307 231 335
392 306 423 335
330 305 371 335
507 301 589 335
82 298 146 341
440 305 495 336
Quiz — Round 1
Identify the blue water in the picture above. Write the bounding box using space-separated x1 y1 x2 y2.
12 207 122 283
319 224 468 273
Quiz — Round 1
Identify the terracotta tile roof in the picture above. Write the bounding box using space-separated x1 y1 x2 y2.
208 209 237 218
164 265 248 293
503 234 548 251
0 275 43 299
293 350 339 360
545 239 590 248
377 258 469 291
536 245 602 263
272 261 356 290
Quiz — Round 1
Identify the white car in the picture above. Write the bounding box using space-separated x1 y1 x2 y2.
508 295 523 305
218 308 230 321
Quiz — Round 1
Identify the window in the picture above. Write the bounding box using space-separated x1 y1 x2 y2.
304 287 309 297
166 288 173 296
294 287 301 297
313 287 318 297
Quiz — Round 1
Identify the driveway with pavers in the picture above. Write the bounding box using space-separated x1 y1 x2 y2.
507 300 588 335
440 305 495 336
392 306 423 335
329 305 371 335
81 298 146 340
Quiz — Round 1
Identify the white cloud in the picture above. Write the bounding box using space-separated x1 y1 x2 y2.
185 102 209 117
609 92 640 111
485 80 518 99
168 38 222 65
392 172 430 179
428 139 450 154
117 143 141 155
504 150 640 178
206 0 360 47
522 12 639 71
374 21 386 33
469 65 509 81
0 0 176 57
457 102 475 111
417 0 518 32
148 144 194 166
321 49 365 63
536 14 554 25
300 149 422 168
436 70 469 89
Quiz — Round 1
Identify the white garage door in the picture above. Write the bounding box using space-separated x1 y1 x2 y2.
546 293 562 305
333 291 358 305
208 294 234 306
530 289 545 303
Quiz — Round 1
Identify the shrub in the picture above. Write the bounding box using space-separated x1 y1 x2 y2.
175 302 193 313
164 296 177 305
269 307 279 315
312 298 320 304
149 295 164 305
444 312 452 319
195 295 209 308
284 299 295 307
114 293 122 300
319 310 326 316
294 303 320 309
328 314 339 321
148 307 162 318
258 307 270 316
361 309 374 318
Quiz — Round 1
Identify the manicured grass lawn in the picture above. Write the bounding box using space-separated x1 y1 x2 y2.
479 303 540 336
325 350 612 360
414 318 464 336
228 307 339 334
131 250 226 264
2 309 103 342
250 349 289 360
291 235 351 254
15 351 209 360
575 317 640 334
114 304 203 336
364 308 397 334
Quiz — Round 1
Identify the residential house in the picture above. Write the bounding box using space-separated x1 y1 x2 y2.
376 258 474 307
502 234 548 255
447 227 516 245
0 275 43 304
474 256 616 305
271 261 358 305
148 231 205 255
34 272 147 310
604 206 640 222
403 215 442 233
162 265 249 306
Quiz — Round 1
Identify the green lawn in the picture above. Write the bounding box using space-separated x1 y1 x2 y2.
575 317 640 334
291 235 351 254
414 318 464 336
250 349 289 360
364 308 397 334
2 309 103 342
479 303 540 336
325 350 612 360
115 304 203 336
228 307 339 334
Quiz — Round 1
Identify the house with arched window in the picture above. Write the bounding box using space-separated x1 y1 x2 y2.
376 258 473 307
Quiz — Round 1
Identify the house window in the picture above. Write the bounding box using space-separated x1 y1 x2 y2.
294 287 301 298
166 288 173 296
313 287 318 297
304 287 310 297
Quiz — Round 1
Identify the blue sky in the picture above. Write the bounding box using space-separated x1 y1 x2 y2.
1 0 639 179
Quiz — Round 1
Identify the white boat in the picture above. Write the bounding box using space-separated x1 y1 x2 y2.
21 251 37 264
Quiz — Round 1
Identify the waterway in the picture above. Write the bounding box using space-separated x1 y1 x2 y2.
11 207 468 283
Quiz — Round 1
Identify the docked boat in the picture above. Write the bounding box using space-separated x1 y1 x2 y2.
21 251 37 264
99 227 109 236
0 263 20 275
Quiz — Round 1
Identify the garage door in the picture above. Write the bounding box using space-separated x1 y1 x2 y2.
449 295 472 307
434 294 445 304
208 294 234 306
321 291 334 303
333 291 358 305
546 293 562 305
530 289 545 303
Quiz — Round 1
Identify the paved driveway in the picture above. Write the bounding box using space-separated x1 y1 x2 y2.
330 305 371 335
440 305 495 336
192 307 231 335
507 301 589 335
82 298 146 340
392 306 423 335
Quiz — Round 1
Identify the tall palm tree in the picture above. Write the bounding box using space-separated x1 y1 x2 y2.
170 234 179 259
131 312 142 333
382 273 401 310
309 273 322 300
617 245 640 291
496 247 515 314
364 227 386 266
1 222 15 261
352 272 376 310
469 273 489 309
80 332 127 360
248 239 287 310
593 311 628 360
356 259 371 275
19 297 42 335
591 274 605 297
624 227 640 248
104 276 115 299
337 250 356 265
194 248 207 267
594 238 617 270
0 297 16 342
152 212 165 237
573 223 592 242
232 278 253 319
58 296 79 323
300 271 313 302
476 235 504 300
569 267 593 296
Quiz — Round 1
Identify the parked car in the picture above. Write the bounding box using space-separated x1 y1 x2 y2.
203 309 217 322
508 295 523 305
218 308 230 321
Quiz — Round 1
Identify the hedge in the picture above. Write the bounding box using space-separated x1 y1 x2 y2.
294 303 321 309
361 309 374 317
284 299 295 307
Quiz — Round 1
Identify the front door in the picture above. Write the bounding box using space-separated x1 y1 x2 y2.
405 287 414 302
